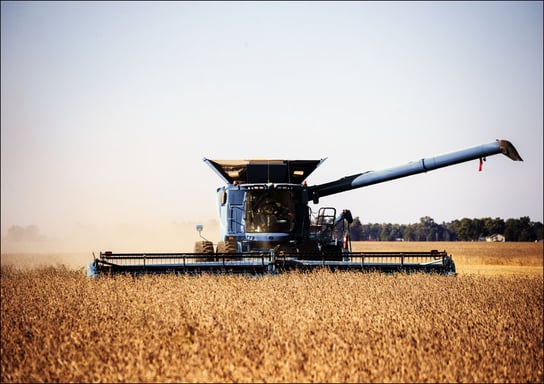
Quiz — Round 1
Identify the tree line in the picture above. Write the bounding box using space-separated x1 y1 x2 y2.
348 216 543 242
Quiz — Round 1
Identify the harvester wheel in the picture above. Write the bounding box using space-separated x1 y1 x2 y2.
217 241 237 253
216 241 238 261
194 240 215 261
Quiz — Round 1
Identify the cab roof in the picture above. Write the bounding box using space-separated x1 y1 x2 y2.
204 159 326 184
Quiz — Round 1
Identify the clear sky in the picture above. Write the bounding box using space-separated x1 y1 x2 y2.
1 1 542 253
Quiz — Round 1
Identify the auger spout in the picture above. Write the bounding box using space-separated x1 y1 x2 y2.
310 139 522 201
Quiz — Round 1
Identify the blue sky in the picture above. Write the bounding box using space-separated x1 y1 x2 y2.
1 1 542 252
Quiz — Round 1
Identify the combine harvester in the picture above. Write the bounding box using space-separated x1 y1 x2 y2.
88 139 522 277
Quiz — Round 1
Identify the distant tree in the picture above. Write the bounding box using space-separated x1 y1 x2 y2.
455 218 473 241
350 217 363 241
348 215 542 242
532 221 544 241
482 217 505 236
403 225 416 241
444 221 459 241
359 222 373 241
433 221 450 241
371 223 381 241
390 224 405 241
472 218 485 239
380 223 392 241
505 218 525 241
419 216 440 241
518 217 533 241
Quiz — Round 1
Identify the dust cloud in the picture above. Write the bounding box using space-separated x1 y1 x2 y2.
1 220 220 269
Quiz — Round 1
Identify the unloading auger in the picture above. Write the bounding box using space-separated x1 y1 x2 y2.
89 139 522 276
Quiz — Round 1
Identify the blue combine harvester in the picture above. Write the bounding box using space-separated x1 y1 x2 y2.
88 139 522 276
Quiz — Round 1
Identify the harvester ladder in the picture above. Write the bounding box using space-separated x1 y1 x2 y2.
316 207 336 232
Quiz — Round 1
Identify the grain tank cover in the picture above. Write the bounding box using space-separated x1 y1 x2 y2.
204 158 326 184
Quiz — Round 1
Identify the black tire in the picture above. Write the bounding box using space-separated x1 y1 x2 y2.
194 240 215 261
216 240 238 260
217 241 237 253
194 240 214 253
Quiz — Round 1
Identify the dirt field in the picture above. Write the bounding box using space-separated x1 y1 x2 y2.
1 242 543 383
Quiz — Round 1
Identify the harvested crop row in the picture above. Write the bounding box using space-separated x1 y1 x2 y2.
1 266 542 383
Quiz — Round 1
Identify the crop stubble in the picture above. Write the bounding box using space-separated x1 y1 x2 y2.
1 242 543 382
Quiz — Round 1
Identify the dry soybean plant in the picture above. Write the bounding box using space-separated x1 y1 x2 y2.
1 265 542 383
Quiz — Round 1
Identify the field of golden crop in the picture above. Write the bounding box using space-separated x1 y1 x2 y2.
351 241 543 276
1 242 543 383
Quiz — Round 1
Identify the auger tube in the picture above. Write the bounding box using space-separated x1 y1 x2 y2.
310 139 522 200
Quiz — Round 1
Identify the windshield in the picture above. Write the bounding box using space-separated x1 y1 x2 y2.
246 189 295 233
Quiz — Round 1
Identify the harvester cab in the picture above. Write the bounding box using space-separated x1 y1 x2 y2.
90 139 522 276
203 159 321 253
203 159 358 262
